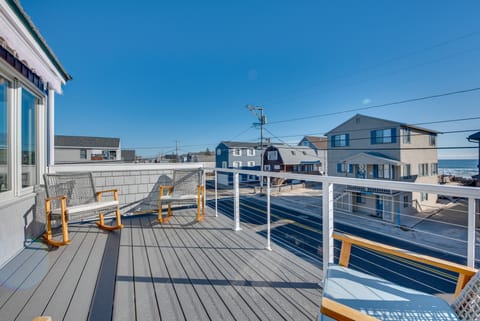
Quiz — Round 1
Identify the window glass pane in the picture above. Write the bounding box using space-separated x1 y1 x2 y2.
0 79 8 192
22 88 37 187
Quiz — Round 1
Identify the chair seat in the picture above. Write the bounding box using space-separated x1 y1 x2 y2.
321 264 459 321
160 194 199 203
52 200 119 217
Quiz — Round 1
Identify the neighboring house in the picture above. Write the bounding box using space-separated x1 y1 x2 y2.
0 1 71 266
298 135 328 174
55 135 121 163
181 152 215 163
326 114 439 221
263 144 321 175
121 149 136 162
215 141 263 185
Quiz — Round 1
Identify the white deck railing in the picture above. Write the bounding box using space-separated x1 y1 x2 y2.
210 167 479 275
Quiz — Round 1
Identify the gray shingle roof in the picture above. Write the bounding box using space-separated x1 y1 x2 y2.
220 141 261 148
270 144 320 165
55 135 120 148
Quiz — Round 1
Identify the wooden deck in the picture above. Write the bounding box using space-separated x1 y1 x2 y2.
0 207 323 321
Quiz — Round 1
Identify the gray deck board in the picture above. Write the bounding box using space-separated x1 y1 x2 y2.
112 218 136 321
63 230 107 321
131 218 161 321
0 206 323 321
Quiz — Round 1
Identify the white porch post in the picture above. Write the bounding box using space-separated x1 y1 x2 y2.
467 197 476 267
323 182 334 277
233 172 241 231
214 169 218 217
47 88 55 168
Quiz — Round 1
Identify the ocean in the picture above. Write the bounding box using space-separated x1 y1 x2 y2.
438 159 479 178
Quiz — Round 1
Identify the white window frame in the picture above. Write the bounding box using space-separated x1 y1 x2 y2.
247 148 255 156
216 148 221 156
232 161 241 168
232 148 241 156
267 151 278 161
0 70 46 201
402 128 411 144
247 161 255 167
222 161 227 168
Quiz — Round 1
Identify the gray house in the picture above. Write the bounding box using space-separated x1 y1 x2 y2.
298 136 328 174
215 141 263 185
0 1 71 266
326 114 439 221
55 135 121 163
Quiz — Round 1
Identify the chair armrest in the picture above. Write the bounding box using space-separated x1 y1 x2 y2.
96 189 119 201
321 297 380 321
333 232 478 296
96 189 118 195
45 195 67 202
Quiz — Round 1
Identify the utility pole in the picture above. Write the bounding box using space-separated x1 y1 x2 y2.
175 140 179 163
246 105 267 191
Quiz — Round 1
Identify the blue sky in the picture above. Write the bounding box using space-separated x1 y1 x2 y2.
22 1 480 159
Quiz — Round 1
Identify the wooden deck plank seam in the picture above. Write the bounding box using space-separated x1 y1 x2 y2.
204 214 321 308
185 215 292 321
195 211 315 317
165 215 239 321
145 217 188 321
37 226 95 319
158 218 215 321
212 201 323 279
170 215 265 321
0 229 81 316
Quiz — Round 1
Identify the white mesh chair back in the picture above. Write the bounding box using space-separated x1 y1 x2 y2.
44 172 97 210
171 169 202 197
452 271 480 320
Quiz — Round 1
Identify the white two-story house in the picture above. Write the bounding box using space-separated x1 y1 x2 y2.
326 114 438 221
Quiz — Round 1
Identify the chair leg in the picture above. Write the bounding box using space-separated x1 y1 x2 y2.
158 203 163 223
96 209 123 231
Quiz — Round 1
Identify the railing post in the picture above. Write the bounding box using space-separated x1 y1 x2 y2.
467 197 476 267
266 176 272 251
214 169 218 217
233 172 241 231
322 182 334 278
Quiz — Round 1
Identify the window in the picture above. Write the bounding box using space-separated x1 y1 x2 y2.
418 163 429 176
302 141 309 146
431 163 438 175
371 128 396 144
403 195 410 208
421 192 429 202
232 161 241 168
80 149 87 159
429 134 436 146
233 148 241 156
247 148 255 156
21 88 37 187
331 134 349 147
216 148 221 156
402 128 411 144
222 161 227 168
337 162 346 173
291 151 296 156
0 79 9 193
267 151 278 160
247 161 255 167
264 165 271 171
403 164 411 177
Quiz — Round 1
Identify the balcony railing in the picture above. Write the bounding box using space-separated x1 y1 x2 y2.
49 163 479 293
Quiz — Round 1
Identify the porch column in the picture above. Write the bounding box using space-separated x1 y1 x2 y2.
47 88 55 168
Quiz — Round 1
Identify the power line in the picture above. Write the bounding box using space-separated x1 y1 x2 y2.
268 87 480 125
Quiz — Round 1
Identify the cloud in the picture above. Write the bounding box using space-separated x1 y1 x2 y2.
362 98 371 105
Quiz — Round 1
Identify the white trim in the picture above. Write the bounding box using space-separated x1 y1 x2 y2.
211 167 480 199
50 162 204 173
